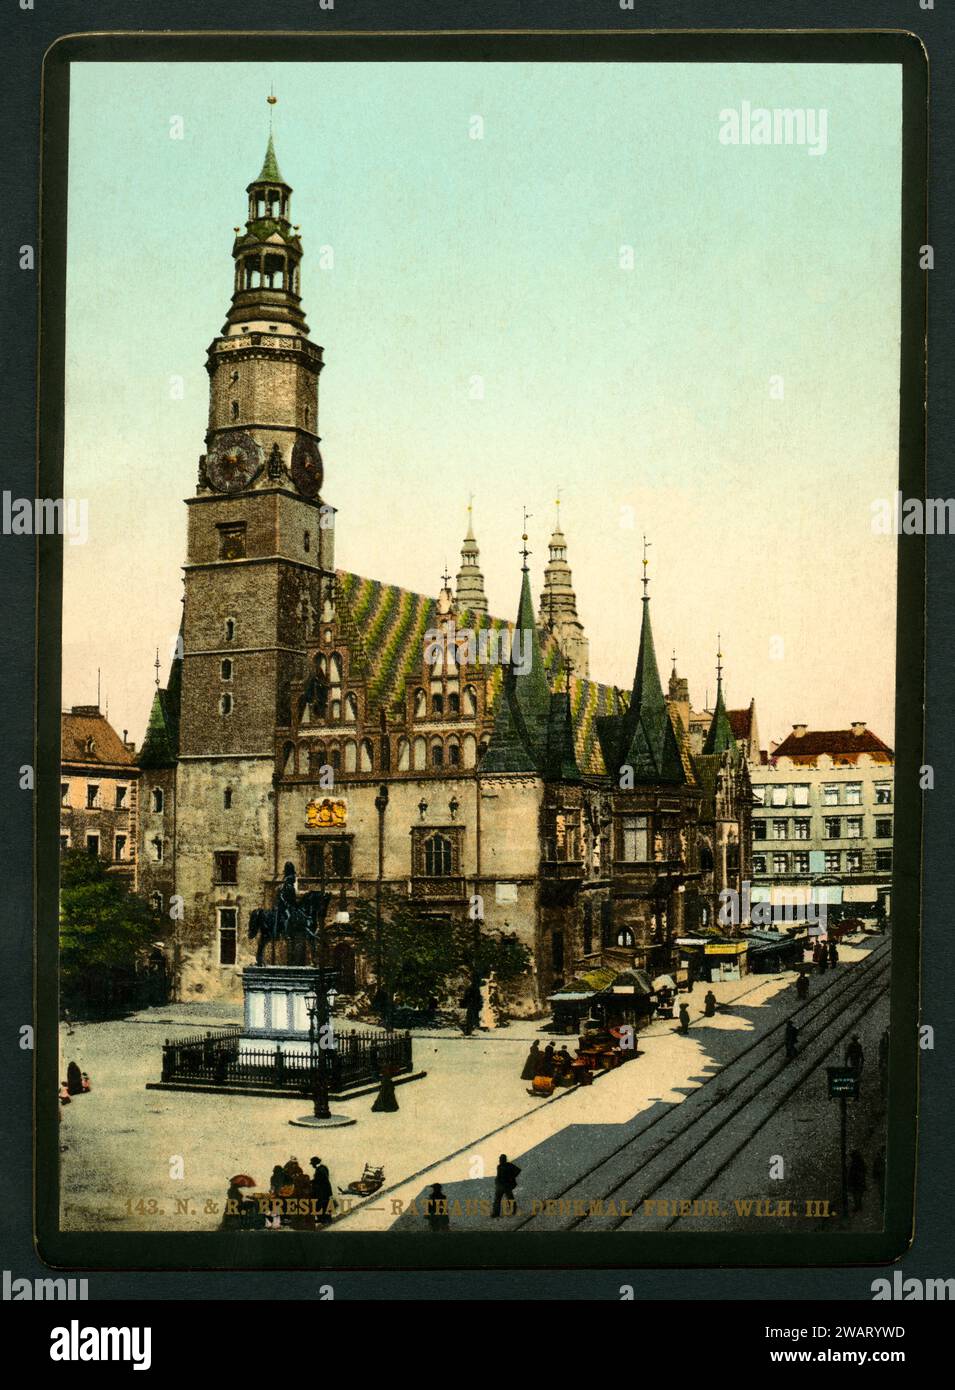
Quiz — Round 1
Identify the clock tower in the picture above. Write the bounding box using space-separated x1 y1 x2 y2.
175 128 332 994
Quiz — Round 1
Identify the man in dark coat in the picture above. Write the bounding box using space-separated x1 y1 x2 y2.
703 990 717 1018
678 1003 690 1034
827 939 839 966
796 970 810 1000
521 1040 542 1081
310 1156 334 1225
66 1060 83 1096
492 1154 521 1217
539 1043 556 1077
426 1183 450 1232
846 1034 864 1075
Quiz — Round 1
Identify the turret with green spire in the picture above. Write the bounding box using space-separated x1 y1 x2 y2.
600 539 686 784
480 526 554 775
702 636 737 755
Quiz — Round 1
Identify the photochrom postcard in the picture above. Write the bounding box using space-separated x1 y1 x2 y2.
35 32 925 1271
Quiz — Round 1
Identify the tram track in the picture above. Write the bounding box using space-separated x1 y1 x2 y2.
513 938 891 1231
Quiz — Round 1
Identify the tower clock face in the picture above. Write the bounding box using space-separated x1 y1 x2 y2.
205 431 263 493
291 436 323 498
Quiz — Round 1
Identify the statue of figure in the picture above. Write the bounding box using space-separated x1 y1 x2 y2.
267 442 284 479
275 862 298 937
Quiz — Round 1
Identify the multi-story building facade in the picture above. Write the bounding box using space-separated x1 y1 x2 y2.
749 722 894 926
138 129 752 1010
60 706 139 887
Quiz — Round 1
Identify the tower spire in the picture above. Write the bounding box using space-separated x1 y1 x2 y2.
538 495 589 677
703 634 737 755
454 497 488 616
616 550 685 783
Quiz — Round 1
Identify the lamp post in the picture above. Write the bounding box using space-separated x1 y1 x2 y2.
374 783 389 1016
290 971 355 1128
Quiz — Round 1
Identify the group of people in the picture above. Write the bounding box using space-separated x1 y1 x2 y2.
812 938 840 973
222 1154 335 1232
58 1060 90 1104
520 1041 577 1093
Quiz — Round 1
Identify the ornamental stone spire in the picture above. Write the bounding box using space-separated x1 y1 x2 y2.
454 500 488 616
538 496 589 677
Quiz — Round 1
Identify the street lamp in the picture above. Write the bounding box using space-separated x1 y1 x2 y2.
289 978 355 1129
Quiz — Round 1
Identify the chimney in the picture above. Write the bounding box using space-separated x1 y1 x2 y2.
792 723 807 738
851 721 866 736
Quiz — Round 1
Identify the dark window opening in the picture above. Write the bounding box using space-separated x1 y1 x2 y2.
424 833 453 877
214 851 238 885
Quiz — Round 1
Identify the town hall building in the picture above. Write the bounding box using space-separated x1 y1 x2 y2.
138 133 753 1012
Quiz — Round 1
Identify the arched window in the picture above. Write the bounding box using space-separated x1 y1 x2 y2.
447 737 461 767
414 689 427 719
221 658 233 681
220 693 233 716
432 693 444 716
424 833 453 877
329 746 341 772
700 844 714 874
343 740 358 772
615 926 635 948
360 739 374 772
330 699 342 721
230 400 239 421
223 787 233 809
152 788 164 813
225 618 235 642
463 685 478 716
463 734 477 769
413 737 427 771
344 693 358 723
329 653 343 684
478 737 490 762
447 692 460 715
431 740 444 769
397 737 410 771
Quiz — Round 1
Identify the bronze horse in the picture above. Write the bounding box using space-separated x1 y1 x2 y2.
248 890 332 966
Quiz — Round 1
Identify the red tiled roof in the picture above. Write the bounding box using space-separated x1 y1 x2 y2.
728 708 752 739
61 708 136 767
772 727 893 762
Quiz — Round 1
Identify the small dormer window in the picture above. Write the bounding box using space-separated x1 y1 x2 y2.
85 736 95 755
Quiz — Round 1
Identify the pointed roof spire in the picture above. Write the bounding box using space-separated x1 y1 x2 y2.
256 132 285 185
454 496 488 615
703 634 737 755
480 546 552 775
538 493 589 678
616 543 686 783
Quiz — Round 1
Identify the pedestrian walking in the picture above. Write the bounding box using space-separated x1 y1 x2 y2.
520 1040 542 1081
309 1155 334 1226
818 950 829 974
491 1154 521 1217
703 990 717 1018
678 1003 690 1034
795 970 809 1000
784 1020 799 1060
847 1150 867 1212
371 1065 400 1112
827 939 839 966
426 1183 450 1232
845 1033 864 1075
878 1027 890 1099
66 1061 83 1096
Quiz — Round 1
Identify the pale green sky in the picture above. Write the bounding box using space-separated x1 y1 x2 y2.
63 61 902 747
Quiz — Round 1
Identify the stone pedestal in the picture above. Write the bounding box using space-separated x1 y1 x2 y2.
242 964 337 1045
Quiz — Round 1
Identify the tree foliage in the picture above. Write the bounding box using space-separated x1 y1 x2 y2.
59 851 161 1013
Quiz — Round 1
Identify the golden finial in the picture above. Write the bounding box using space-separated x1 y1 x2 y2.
641 534 651 598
